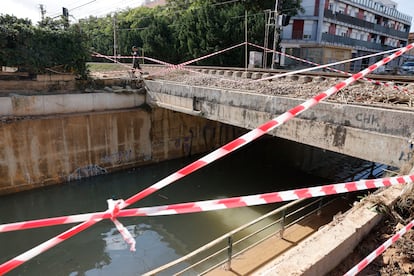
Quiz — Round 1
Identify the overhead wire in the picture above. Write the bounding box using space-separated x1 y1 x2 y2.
47 0 143 20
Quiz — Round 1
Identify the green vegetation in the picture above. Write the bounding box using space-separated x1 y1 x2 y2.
1 0 303 77
0 15 89 78
87 62 128 72
82 0 302 66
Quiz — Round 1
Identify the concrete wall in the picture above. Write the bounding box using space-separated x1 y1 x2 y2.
0 94 240 195
0 78 76 92
145 80 414 168
0 110 150 194
151 108 242 161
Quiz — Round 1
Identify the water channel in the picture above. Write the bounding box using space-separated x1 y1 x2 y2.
0 138 382 275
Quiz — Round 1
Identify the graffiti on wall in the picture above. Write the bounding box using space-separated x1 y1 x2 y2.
355 113 379 127
399 135 414 163
67 164 108 182
174 129 194 156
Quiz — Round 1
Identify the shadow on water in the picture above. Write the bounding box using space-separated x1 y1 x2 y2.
0 137 384 275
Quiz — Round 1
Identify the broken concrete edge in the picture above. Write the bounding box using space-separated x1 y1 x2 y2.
253 184 406 276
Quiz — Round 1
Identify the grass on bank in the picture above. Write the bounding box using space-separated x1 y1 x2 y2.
87 62 131 73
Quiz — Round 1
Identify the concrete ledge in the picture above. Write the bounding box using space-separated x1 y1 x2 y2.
0 93 145 117
37 74 76 81
254 185 405 275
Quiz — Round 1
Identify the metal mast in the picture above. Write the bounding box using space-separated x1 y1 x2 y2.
271 0 280 69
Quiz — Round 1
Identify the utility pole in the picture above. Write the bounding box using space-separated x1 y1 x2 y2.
113 14 117 62
245 9 248 71
271 0 280 69
263 9 271 68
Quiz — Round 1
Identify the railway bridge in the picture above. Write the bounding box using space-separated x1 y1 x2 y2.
141 70 414 275
144 76 414 169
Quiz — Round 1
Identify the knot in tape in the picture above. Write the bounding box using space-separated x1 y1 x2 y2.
106 199 136 251
107 199 124 219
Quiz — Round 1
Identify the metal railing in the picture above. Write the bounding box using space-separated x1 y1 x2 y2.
323 9 409 38
143 196 340 276
321 33 395 51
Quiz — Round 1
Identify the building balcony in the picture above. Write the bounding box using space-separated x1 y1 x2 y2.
321 33 395 51
323 9 409 39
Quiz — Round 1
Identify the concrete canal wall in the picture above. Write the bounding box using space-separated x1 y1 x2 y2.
0 89 241 195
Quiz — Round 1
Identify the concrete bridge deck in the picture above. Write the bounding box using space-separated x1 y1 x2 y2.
144 78 414 169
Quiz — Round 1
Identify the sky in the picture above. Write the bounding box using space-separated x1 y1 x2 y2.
1 0 145 23
1 0 414 30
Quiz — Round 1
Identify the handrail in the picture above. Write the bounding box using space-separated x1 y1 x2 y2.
143 163 386 275
142 199 305 275
197 197 339 276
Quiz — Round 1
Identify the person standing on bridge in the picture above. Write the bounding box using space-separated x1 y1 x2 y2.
131 45 142 77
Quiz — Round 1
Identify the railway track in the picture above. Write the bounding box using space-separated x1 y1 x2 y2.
140 64 414 85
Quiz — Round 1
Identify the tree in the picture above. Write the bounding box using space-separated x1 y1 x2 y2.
76 0 304 67
0 15 89 78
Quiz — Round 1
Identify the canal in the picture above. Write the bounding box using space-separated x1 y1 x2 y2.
0 138 379 275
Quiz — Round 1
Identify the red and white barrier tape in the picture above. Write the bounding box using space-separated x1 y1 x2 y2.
143 42 246 77
253 47 401 82
247 42 409 93
92 52 134 70
344 219 414 276
92 52 175 78
92 52 175 68
1 42 412 275
179 42 246 67
93 42 245 74
1 174 413 233
107 199 136 252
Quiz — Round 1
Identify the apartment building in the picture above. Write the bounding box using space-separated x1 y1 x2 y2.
280 0 412 72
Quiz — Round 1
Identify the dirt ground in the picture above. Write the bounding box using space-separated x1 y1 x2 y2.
327 188 414 275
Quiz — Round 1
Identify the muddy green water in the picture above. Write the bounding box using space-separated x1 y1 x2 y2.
0 139 377 275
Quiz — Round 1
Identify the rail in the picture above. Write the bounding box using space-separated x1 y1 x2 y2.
143 196 341 275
